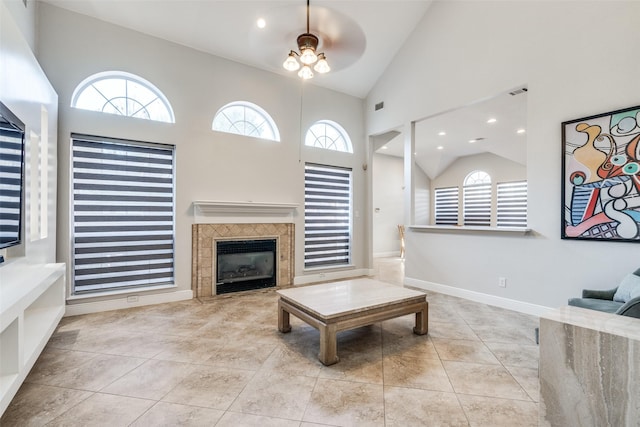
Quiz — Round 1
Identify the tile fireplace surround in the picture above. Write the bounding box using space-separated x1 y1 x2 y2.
192 223 294 299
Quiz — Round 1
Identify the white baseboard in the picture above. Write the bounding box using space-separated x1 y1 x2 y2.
404 277 552 317
373 251 401 258
294 268 373 286
64 290 194 316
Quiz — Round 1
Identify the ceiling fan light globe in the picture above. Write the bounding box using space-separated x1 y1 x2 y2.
283 53 300 71
299 48 317 65
298 65 314 79
314 55 330 73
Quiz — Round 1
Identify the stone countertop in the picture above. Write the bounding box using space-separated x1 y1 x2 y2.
541 305 640 341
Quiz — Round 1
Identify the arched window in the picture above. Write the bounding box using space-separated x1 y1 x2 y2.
464 170 491 186
463 170 491 226
71 71 175 123
212 101 280 141
305 120 353 153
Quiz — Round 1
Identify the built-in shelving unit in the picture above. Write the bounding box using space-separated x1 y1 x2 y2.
0 262 65 415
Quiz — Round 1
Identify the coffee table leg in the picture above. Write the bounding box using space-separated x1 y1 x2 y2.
319 324 339 366
413 302 429 335
278 299 291 333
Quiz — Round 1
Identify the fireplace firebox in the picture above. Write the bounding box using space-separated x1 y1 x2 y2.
216 239 277 294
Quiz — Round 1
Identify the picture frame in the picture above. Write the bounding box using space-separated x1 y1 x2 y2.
562 104 640 242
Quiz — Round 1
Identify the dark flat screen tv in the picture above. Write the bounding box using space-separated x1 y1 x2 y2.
0 101 26 250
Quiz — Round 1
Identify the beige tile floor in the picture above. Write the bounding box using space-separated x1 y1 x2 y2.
2 257 540 426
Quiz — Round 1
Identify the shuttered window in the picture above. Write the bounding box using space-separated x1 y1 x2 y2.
463 171 491 226
304 163 352 269
463 183 492 226
497 181 528 228
434 187 459 225
71 134 175 295
0 126 24 247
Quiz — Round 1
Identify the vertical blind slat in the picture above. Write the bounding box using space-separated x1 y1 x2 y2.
497 181 528 228
304 164 352 269
463 183 491 226
71 136 175 295
435 187 459 225
0 130 24 245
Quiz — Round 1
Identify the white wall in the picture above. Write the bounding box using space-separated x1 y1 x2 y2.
3 0 35 51
0 0 58 266
36 4 367 305
414 163 430 225
366 1 640 312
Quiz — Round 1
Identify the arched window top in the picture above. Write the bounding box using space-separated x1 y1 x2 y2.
305 120 353 153
464 170 491 186
71 71 175 123
212 101 280 141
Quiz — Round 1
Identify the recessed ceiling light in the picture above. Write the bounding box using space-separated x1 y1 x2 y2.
487 118 497 124
438 131 446 136
437 146 444 150
381 146 388 150
257 18 266 29
517 128 526 134
469 139 476 143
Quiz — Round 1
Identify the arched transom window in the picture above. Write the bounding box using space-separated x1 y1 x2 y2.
212 101 280 141
305 120 353 153
464 170 491 186
71 71 175 123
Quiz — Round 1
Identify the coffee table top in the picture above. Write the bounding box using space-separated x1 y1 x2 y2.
277 278 426 319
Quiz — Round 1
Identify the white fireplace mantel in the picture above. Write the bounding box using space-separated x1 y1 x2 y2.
192 200 299 223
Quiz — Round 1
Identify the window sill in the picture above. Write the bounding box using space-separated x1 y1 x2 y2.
408 225 531 234
67 283 177 302
303 264 356 273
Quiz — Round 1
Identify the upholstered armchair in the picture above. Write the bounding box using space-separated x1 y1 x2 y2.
568 268 640 319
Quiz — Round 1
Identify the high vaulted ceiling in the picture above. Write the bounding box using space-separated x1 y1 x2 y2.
38 0 527 173
376 89 528 179
40 0 434 99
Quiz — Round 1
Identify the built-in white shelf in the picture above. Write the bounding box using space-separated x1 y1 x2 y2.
0 262 65 416
193 200 299 216
409 225 531 234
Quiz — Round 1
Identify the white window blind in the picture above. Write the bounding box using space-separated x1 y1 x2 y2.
304 163 352 269
434 187 459 225
71 135 175 294
497 180 528 228
463 183 492 226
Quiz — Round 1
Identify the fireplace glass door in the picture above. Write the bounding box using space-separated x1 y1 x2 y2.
216 239 277 294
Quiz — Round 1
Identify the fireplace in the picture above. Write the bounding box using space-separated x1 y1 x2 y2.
216 239 276 294
192 222 294 299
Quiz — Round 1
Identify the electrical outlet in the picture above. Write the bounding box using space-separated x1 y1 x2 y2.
498 277 507 288
127 295 139 303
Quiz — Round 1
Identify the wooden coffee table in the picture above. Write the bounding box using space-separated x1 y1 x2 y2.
277 278 428 365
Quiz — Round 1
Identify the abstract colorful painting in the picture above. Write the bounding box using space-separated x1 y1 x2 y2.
562 105 640 241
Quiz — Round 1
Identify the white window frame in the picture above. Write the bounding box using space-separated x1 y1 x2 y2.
212 101 280 141
305 120 353 153
71 71 175 123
